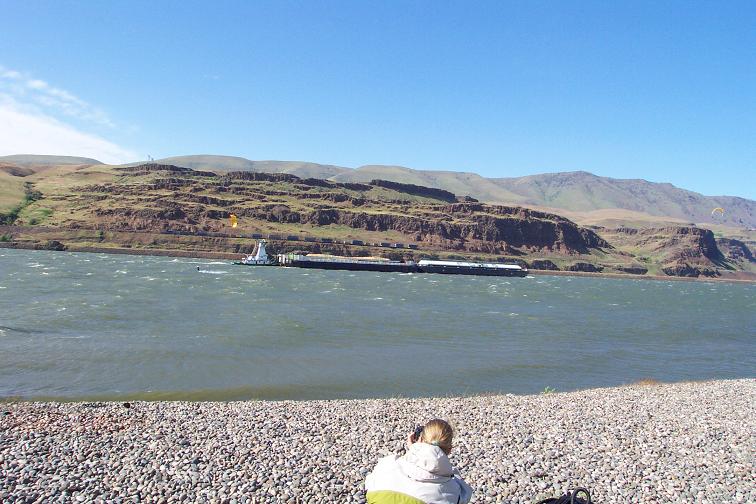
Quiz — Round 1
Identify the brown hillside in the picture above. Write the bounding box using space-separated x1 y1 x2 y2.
0 164 35 177
2 162 753 280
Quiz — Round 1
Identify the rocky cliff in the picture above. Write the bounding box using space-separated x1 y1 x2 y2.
75 165 608 256
606 226 735 277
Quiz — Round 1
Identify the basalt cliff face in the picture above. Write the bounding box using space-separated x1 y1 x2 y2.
716 237 755 263
600 226 754 277
73 165 607 256
1 162 753 279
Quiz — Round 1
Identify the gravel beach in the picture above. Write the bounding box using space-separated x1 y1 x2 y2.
1 379 754 503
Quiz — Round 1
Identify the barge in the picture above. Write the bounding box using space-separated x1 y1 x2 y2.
277 253 418 273
235 241 527 277
417 259 528 277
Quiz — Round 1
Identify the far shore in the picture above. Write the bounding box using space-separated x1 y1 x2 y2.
2 241 754 284
1 379 753 503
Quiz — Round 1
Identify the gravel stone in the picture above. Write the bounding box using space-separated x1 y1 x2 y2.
0 380 753 503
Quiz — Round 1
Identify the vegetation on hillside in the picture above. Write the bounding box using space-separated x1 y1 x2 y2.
121 155 755 228
0 182 43 225
0 161 752 279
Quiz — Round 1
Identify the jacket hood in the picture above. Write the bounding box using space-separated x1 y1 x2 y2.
397 443 455 483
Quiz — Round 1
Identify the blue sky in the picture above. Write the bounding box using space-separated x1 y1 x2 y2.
1 0 754 198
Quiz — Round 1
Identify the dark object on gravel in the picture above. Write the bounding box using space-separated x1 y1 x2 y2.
122 402 131 409
536 487 591 504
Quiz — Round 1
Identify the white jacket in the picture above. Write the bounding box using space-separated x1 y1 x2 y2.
365 442 473 504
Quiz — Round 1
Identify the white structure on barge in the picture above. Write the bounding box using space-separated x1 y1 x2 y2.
236 240 275 265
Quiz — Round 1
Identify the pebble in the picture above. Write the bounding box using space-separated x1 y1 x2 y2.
0 380 754 503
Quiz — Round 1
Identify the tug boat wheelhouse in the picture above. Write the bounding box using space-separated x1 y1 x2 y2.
234 240 275 265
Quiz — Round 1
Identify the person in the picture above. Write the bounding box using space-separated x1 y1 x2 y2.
365 418 473 504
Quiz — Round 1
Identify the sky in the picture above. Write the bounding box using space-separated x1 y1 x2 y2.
0 0 754 198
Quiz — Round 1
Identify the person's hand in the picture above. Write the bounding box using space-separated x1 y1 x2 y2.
406 431 415 448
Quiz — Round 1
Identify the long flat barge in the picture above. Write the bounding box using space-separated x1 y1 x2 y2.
275 253 527 276
417 259 528 277
277 253 418 273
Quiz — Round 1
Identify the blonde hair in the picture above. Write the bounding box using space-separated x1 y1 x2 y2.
420 418 454 454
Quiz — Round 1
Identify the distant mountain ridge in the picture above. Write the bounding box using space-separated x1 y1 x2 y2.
491 171 754 228
141 155 755 228
139 155 350 179
2 153 752 227
0 154 103 166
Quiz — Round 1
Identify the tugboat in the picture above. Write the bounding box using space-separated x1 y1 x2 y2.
234 240 275 265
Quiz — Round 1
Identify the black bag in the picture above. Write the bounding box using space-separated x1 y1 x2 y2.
535 487 591 504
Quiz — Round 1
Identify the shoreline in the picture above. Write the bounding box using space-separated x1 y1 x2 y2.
3 241 754 284
2 377 751 404
2 379 753 503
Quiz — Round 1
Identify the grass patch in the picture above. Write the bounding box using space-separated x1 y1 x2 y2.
20 206 53 225
0 182 44 224
0 204 23 225
0 173 26 211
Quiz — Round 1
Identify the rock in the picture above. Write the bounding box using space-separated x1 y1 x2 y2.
662 262 709 277
566 262 603 272
528 259 559 270
0 380 752 502
615 265 648 275
40 240 66 251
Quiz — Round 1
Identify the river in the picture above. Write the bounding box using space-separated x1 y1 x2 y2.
1 248 754 400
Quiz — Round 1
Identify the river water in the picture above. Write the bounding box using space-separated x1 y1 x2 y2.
1 248 754 400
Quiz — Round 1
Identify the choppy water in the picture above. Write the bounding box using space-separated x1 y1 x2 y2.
1 248 754 400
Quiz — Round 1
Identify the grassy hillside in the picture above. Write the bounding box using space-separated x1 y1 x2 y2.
148 155 350 179
1 162 752 279
0 172 26 211
152 155 254 171
124 155 754 228
332 166 524 202
0 164 35 177
491 171 753 228
0 155 102 166
10 153 753 229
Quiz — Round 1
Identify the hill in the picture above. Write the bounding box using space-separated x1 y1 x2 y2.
7 163 608 259
0 163 35 177
148 155 350 179
138 155 754 228
1 163 753 279
332 165 524 203
0 155 102 166
491 171 754 228
4 152 754 229
336 167 754 228
0 171 27 211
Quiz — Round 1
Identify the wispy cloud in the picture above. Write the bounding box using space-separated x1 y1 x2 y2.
0 65 116 128
0 65 137 163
